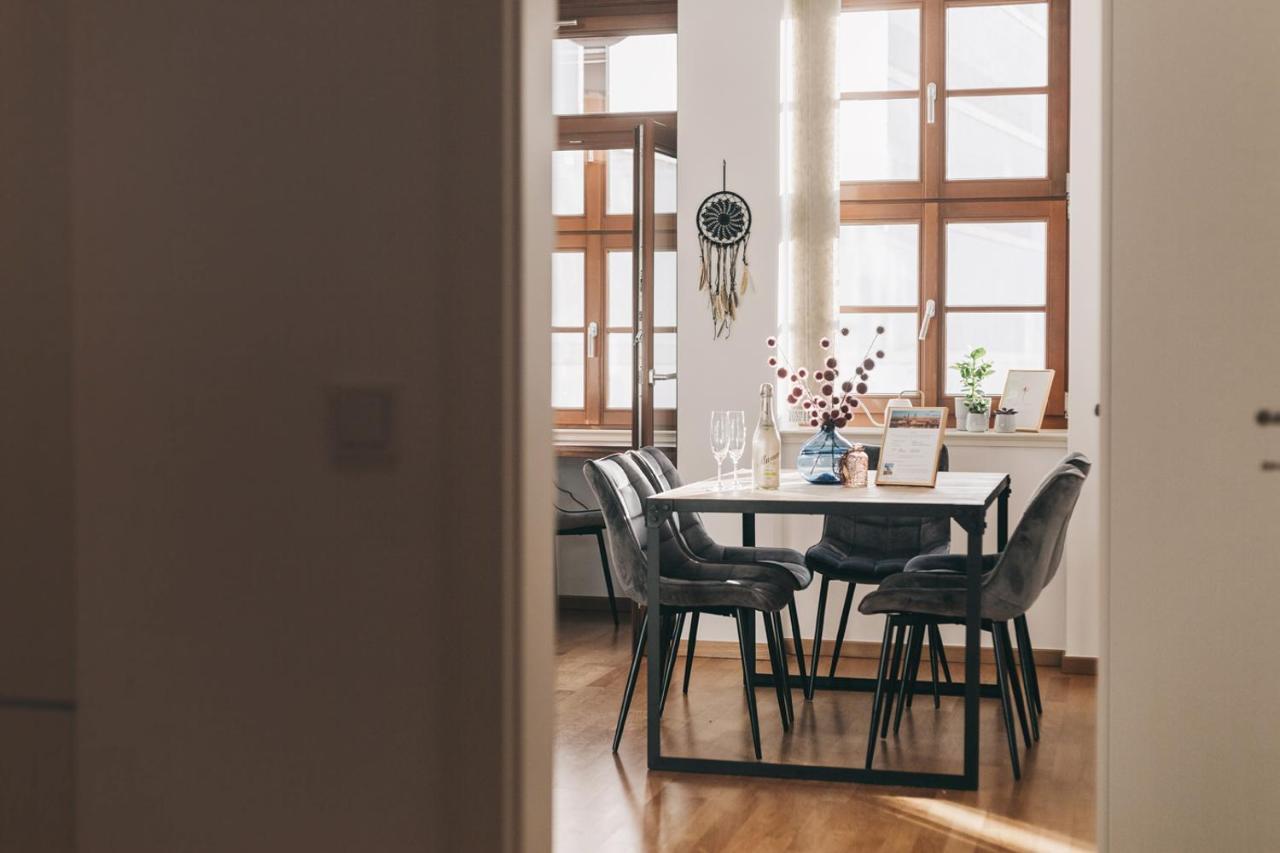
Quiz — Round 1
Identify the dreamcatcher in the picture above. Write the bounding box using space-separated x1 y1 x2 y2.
696 161 752 339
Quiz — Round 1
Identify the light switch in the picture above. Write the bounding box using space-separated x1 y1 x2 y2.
330 385 397 465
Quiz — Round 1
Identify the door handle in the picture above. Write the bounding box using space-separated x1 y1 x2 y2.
648 370 676 385
918 299 936 341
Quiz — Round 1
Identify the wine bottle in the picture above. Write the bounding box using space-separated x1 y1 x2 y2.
753 383 781 490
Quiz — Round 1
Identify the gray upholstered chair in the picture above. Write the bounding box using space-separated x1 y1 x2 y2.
555 485 618 625
858 463 1088 779
584 453 796 759
903 452 1092 719
802 444 952 700
630 447 813 694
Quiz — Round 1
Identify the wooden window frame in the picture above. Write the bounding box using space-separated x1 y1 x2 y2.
839 0 1069 203
839 199 1067 429
552 130 678 430
839 0 1068 429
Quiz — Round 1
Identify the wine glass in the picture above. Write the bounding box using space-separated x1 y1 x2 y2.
726 411 746 489
710 411 729 490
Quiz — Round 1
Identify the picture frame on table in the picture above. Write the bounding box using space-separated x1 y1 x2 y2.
876 406 948 487
998 369 1056 432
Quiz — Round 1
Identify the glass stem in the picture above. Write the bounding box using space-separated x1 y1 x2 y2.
716 458 723 490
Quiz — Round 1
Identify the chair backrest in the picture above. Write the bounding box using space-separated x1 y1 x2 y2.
1036 452 1092 585
820 444 951 559
983 465 1087 617
630 447 722 557
583 453 682 604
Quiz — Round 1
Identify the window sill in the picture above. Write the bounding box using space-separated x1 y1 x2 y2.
553 427 677 457
779 426 1068 449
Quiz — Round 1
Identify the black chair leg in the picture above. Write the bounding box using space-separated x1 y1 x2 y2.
905 623 925 710
880 621 907 739
827 582 856 678
1015 614 1043 716
787 600 808 684
929 623 953 683
991 621 1022 780
658 612 685 716
772 611 794 723
734 609 763 760
865 616 895 769
999 621 1035 746
762 612 791 732
594 531 619 626
681 611 700 695
893 624 923 735
612 610 648 752
926 621 941 709
805 576 830 700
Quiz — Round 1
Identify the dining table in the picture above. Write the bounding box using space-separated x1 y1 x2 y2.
644 468 1012 790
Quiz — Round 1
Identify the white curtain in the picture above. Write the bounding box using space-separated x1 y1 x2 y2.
780 0 839 424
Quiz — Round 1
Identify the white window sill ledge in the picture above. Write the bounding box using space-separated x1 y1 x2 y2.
780 426 1068 449
553 427 677 449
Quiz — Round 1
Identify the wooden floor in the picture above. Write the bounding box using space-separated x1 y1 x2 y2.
554 611 1096 853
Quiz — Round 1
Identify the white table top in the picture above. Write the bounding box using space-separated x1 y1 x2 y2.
650 469 1010 513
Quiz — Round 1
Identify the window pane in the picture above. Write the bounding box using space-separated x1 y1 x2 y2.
945 313 1046 395
654 333 677 409
947 221 1046 307
551 333 584 408
654 251 677 327
607 333 632 408
607 150 677 215
839 99 919 182
838 223 918 307
838 9 920 92
947 3 1048 90
552 39 584 115
607 251 632 328
837 312 918 394
552 150 584 215
607 34 677 113
947 94 1047 180
552 252 585 326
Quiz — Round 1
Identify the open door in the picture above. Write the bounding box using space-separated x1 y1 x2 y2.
630 118 677 449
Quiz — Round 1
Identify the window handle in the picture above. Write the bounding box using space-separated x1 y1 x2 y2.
926 82 937 125
587 322 598 358
918 299 936 341
648 370 676 385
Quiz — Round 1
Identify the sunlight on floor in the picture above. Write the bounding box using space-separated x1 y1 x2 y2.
879 795 1094 853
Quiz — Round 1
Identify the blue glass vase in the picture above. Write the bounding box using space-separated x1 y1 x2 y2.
796 424 853 484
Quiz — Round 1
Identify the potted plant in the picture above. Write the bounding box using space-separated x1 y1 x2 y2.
994 407 1018 433
950 347 994 431
966 396 991 432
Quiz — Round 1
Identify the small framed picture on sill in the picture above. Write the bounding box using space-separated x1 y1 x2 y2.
998 369 1056 432
876 407 948 487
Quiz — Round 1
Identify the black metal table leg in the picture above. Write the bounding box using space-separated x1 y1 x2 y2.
962 511 985 790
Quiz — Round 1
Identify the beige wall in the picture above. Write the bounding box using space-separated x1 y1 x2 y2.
72 1 551 850
1106 1 1280 847
0 3 74 851
0 0 73 705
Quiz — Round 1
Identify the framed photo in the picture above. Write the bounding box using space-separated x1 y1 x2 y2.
876 407 948 487
998 369 1056 432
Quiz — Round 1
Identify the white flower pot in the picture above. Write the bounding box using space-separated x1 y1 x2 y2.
954 398 969 431
966 410 990 432
994 413 1018 433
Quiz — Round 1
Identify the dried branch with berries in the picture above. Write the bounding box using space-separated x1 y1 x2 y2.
765 326 887 429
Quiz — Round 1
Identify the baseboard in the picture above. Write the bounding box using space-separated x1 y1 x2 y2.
693 637 1065 669
1060 655 1098 675
556 595 617 613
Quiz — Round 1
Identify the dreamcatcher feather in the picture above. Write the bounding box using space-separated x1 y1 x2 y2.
696 171 752 339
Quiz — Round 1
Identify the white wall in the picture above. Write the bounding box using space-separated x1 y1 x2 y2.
1105 1 1280 847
